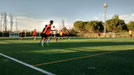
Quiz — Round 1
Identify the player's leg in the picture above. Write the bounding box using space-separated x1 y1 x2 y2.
61 35 64 40
130 34 132 38
59 35 62 40
54 34 57 42
59 36 60 40
68 34 70 40
20 34 24 40
19 34 22 40
41 34 47 47
56 36 58 42
34 35 35 40
40 36 43 45
42 38 46 44
46 35 52 46
35 35 37 40
66 35 69 40
46 37 51 43
40 33 43 43
20 37 22 40
41 38 47 47
40 37 42 43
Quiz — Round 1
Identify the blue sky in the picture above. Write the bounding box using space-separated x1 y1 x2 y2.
0 0 134 31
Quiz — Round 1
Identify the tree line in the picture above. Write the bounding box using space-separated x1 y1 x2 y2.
74 15 134 33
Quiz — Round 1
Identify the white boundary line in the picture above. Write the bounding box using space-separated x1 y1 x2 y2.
0 53 55 75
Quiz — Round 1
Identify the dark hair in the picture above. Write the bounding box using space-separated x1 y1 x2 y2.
45 25 47 27
50 20 54 23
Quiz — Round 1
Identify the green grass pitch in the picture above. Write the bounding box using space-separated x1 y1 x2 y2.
0 37 134 75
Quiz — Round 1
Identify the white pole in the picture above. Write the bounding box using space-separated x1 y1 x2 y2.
103 3 108 37
1 13 4 37
15 17 18 32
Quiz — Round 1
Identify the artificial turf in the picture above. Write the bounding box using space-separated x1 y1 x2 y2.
0 37 134 75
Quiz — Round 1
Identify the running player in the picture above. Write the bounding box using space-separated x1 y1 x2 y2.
40 25 47 43
41 20 54 47
129 30 133 38
20 30 25 40
32 29 37 40
59 30 64 40
66 30 70 40
52 26 58 42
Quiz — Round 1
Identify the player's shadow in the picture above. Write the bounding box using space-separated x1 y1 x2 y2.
1 39 134 75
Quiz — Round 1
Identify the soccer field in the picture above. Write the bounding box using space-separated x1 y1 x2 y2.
0 37 134 75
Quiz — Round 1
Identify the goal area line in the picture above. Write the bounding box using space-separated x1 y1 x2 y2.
0 53 55 75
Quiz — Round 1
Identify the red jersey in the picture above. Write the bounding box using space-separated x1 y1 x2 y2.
33 30 37 35
43 24 51 35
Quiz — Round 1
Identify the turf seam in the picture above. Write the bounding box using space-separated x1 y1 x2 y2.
34 51 116 67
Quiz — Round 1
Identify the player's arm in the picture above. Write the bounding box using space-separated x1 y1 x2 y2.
42 28 45 33
50 28 56 31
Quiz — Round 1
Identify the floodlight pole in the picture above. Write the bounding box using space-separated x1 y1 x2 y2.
0 14 2 32
103 3 108 37
15 17 18 32
1 13 4 37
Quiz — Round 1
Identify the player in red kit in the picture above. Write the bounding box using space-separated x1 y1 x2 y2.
32 29 37 40
41 20 53 47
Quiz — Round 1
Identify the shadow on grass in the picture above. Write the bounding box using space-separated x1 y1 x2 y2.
38 49 134 75
1 39 134 75
0 41 134 64
1 48 134 75
0 41 134 52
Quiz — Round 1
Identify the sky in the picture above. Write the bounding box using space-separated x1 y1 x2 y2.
0 0 134 32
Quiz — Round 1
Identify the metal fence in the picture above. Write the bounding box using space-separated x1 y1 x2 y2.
82 32 129 38
0 32 9 37
0 32 77 37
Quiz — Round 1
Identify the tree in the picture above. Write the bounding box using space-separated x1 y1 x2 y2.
68 28 76 34
62 27 68 34
85 21 104 32
127 21 134 31
74 21 85 31
112 14 119 19
106 15 127 32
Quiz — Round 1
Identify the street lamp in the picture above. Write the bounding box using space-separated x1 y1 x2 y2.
103 3 108 37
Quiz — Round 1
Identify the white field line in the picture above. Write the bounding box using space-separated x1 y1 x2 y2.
0 53 55 75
